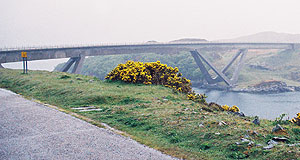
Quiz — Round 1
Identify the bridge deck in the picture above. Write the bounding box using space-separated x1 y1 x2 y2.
0 42 298 63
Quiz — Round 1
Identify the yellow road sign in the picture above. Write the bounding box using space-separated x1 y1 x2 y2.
21 52 27 58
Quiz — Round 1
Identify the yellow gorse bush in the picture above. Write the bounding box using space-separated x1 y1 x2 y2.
229 105 240 112
221 105 240 112
290 113 300 125
221 105 230 111
105 60 206 103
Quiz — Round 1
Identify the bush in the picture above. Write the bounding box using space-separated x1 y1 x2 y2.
221 105 240 112
105 60 207 103
273 113 289 125
290 113 300 126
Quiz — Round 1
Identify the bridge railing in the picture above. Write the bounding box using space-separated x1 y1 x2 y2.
0 41 298 52
0 41 225 52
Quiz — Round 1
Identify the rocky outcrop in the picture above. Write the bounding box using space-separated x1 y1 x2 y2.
197 80 300 94
239 80 296 94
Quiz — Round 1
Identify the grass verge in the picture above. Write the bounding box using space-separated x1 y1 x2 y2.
1 69 300 160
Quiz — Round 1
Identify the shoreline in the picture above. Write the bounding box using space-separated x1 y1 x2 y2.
192 81 300 94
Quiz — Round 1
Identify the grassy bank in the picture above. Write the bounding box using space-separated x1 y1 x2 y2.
0 68 300 160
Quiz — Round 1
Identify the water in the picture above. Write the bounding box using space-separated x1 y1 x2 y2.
194 88 300 120
2 58 69 71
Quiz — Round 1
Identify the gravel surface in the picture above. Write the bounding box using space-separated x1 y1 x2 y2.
0 88 177 160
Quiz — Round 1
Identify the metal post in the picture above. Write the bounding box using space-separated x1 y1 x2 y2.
25 57 28 73
23 57 25 74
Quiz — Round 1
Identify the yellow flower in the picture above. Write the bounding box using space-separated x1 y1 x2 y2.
229 105 239 112
221 105 230 111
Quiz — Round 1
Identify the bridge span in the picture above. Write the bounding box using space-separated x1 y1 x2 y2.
1 42 299 87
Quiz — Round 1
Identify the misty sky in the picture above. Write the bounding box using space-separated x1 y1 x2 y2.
1 0 300 47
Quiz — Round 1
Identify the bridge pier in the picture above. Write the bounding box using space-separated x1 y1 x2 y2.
190 50 232 86
60 55 85 74
190 49 248 87
0 63 3 68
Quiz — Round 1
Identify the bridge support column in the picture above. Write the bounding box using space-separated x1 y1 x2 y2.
0 63 4 68
72 56 85 74
230 49 248 84
190 49 248 87
60 55 85 74
190 50 232 86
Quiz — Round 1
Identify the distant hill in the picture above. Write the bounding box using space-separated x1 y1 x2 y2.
170 38 208 43
216 31 300 43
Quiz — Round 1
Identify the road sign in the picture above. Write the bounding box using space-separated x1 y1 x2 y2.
21 51 28 73
21 52 27 58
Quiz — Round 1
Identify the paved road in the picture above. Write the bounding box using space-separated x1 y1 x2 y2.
0 88 176 160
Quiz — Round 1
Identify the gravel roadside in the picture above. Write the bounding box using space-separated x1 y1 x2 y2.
0 88 177 160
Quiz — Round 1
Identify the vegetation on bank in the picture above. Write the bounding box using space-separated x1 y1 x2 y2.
105 60 206 103
55 52 206 83
1 68 300 160
55 49 300 89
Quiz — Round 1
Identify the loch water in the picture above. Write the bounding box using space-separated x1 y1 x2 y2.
194 88 300 120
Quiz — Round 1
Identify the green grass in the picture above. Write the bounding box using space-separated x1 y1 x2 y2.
1 68 300 160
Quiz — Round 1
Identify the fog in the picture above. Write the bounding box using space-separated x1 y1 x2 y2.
1 0 300 48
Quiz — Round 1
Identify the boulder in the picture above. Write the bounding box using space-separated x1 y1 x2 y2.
272 124 284 133
263 144 274 150
218 121 227 126
252 116 260 125
272 137 288 142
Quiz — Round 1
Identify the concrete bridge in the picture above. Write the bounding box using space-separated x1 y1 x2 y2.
1 42 299 87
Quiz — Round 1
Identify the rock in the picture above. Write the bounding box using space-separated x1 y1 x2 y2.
272 137 288 142
272 124 284 133
288 143 300 147
184 108 190 111
263 144 274 150
248 130 258 135
241 80 297 93
252 116 260 125
252 131 259 135
162 99 168 102
89 79 94 83
233 112 245 117
256 143 263 147
215 132 220 135
199 124 204 127
218 121 227 126
241 138 250 143
248 141 255 146
202 106 214 112
240 112 245 117
208 102 222 111
76 77 82 80
235 142 240 145
295 86 300 91
268 140 278 145
244 135 250 138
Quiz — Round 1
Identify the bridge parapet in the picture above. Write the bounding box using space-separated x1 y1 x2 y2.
0 42 298 64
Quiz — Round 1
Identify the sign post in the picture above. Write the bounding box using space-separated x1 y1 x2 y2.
21 52 28 74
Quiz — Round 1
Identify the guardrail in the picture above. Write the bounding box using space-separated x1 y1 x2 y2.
0 41 298 52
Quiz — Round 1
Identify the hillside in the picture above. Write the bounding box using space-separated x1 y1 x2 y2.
1 68 300 160
170 38 208 43
217 31 300 43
